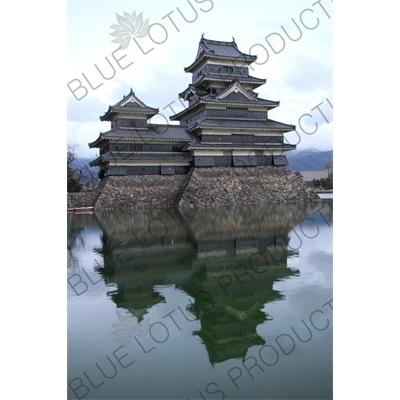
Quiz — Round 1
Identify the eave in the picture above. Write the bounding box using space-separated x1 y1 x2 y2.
170 99 279 121
170 102 203 121
90 151 193 166
89 156 105 167
199 100 279 108
100 108 158 121
89 135 107 148
184 54 257 73
88 134 192 149
184 143 296 151
187 124 294 133
193 76 266 89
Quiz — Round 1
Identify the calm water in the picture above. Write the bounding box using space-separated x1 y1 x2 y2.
68 201 333 399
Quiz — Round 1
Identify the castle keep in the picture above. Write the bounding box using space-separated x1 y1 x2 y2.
80 36 318 210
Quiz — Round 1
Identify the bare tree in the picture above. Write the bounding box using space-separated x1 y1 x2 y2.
68 144 78 165
81 163 99 189
68 144 99 190
67 144 83 192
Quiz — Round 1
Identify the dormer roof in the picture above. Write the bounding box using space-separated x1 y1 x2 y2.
178 85 198 101
215 79 257 101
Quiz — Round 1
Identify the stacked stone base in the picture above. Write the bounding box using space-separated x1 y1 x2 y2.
68 167 319 211
93 174 190 211
67 179 107 209
68 191 98 208
179 166 319 208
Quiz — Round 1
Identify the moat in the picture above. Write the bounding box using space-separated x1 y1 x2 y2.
68 200 332 399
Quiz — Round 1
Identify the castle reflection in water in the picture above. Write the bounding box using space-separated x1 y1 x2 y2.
68 202 327 364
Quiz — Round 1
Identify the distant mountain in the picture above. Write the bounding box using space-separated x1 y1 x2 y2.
70 157 96 170
286 149 333 171
69 157 99 187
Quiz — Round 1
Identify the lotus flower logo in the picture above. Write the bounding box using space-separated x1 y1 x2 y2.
111 312 151 348
110 11 150 50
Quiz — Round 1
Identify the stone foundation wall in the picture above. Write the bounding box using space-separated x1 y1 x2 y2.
67 191 98 208
179 166 319 208
93 174 191 211
67 179 107 209
67 167 319 210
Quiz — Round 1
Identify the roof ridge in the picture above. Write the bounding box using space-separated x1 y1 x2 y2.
201 36 236 46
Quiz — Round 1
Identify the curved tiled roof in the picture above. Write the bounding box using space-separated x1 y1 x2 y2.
183 140 295 152
187 118 295 132
89 151 193 166
194 73 266 88
88 125 195 147
100 89 159 121
170 97 279 122
185 36 257 72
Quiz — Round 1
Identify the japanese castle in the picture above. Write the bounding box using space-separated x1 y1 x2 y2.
89 36 296 177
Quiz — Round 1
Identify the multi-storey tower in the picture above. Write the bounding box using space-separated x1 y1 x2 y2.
89 89 193 177
170 36 295 167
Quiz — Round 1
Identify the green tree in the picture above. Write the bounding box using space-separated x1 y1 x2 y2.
322 178 333 190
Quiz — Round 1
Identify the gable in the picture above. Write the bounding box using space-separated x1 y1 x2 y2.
196 45 205 60
216 81 256 101
119 94 146 108
220 91 254 102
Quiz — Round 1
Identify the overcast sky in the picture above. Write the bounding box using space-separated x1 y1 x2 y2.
67 0 332 159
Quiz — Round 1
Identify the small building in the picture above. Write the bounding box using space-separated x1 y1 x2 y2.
298 170 329 182
89 36 296 177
